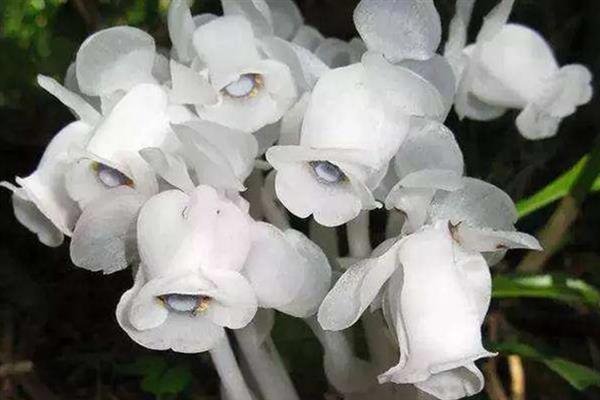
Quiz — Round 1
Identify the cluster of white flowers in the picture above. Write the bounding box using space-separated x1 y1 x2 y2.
2 0 592 399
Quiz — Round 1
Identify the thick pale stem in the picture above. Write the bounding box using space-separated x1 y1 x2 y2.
234 325 300 400
346 212 392 372
260 172 290 230
210 336 254 400
346 212 371 258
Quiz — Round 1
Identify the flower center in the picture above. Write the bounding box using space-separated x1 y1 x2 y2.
309 161 345 184
160 294 212 315
223 74 262 98
93 163 132 188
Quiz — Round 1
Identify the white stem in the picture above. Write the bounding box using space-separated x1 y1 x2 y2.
260 171 290 230
210 336 254 400
234 325 300 400
346 212 371 258
346 212 393 374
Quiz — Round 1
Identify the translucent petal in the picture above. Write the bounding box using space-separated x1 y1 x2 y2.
301 63 409 165
8 191 63 247
70 187 145 273
454 225 542 253
266 0 302 40
173 120 258 189
6 121 92 236
193 16 261 89
384 187 436 233
472 24 558 108
394 120 463 178
167 0 195 63
430 177 517 230
139 147 195 193
399 55 456 118
444 0 476 72
260 37 329 93
169 60 218 105
279 92 310 145
362 52 446 121
221 0 273 38
116 268 226 353
244 223 331 317
317 239 400 330
76 26 156 96
86 84 172 167
414 363 485 400
354 0 441 62
37 75 100 126
292 25 324 52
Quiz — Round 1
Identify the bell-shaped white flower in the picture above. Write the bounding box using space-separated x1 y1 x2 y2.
117 186 257 353
117 184 332 352
267 63 411 226
454 0 593 139
384 120 464 233
353 0 442 62
318 178 541 400
1 120 93 246
66 83 192 209
167 1 298 133
76 26 156 96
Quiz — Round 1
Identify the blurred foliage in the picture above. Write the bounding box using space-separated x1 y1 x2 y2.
1 1 600 400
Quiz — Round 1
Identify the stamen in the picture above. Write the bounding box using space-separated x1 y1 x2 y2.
223 74 263 98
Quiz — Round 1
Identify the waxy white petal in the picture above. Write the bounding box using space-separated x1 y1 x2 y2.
76 26 156 96
354 0 441 62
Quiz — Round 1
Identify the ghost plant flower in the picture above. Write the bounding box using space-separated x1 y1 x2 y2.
1 120 93 247
318 178 541 400
454 0 593 139
117 184 331 352
167 0 298 133
266 45 455 227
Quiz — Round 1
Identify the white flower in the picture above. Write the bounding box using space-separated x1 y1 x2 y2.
454 0 593 139
1 120 93 246
167 0 298 133
318 179 541 400
267 63 406 226
117 185 332 352
65 83 193 209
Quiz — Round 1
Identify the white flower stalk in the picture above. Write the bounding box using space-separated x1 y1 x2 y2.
384 120 464 233
354 0 442 63
454 0 593 140
167 0 298 133
1 120 93 246
318 179 541 400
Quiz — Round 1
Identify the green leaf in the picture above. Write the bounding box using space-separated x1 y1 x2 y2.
491 341 600 391
492 273 600 309
517 154 600 219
